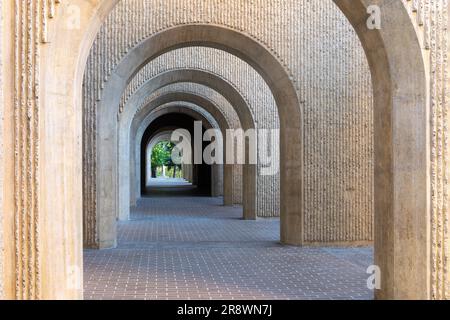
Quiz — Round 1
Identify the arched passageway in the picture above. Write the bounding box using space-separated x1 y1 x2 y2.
128 91 238 208
82 2 428 300
145 131 179 186
123 88 240 216
140 113 214 197
119 95 233 221
3 0 442 301
91 30 299 250
109 68 259 243
141 106 221 194
139 106 223 199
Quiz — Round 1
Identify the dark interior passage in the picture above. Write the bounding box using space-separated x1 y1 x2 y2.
141 112 213 197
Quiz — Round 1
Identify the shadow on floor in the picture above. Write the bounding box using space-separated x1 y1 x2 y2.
142 177 211 197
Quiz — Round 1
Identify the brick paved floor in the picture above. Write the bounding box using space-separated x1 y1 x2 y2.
84 196 374 300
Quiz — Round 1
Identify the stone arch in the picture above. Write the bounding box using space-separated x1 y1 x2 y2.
112 69 257 234
145 130 192 186
131 85 243 204
139 111 217 200
125 78 246 201
130 91 238 207
128 104 224 221
117 97 226 222
34 0 428 299
138 103 222 199
144 130 194 190
333 0 429 299
91 26 301 252
132 94 234 193
141 108 219 190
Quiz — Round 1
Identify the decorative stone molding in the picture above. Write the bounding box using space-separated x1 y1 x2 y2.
403 0 432 49
401 0 450 301
9 0 55 300
40 0 61 43
12 0 60 300
0 0 4 300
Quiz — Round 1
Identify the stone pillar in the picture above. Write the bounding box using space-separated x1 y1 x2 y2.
0 0 4 300
146 145 152 185
243 164 257 220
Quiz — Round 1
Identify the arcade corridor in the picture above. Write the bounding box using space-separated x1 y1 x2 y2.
2 0 447 301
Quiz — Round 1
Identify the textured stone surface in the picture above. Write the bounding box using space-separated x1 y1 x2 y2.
409 0 450 301
84 196 373 300
0 0 3 300
8 0 60 300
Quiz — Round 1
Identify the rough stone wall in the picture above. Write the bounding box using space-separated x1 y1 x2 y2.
130 82 244 204
0 0 4 299
137 83 241 131
10 0 61 300
403 0 450 301
428 0 450 302
152 102 220 131
301 3 374 243
83 0 374 243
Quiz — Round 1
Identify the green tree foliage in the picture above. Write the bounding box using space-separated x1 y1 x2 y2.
151 141 174 168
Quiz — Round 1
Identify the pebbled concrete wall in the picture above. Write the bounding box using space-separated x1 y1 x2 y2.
0 0 4 299
402 0 450 302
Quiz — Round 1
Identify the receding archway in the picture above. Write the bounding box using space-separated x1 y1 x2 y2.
139 105 223 199
114 69 257 228
130 98 231 206
93 29 301 254
144 131 192 188
138 108 222 203
92 18 428 299
36 0 429 299
140 113 214 196
118 100 226 222
133 92 235 205
130 90 241 208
